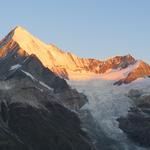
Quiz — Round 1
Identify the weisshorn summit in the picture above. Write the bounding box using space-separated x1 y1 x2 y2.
0 26 150 84
0 26 150 150
0 26 96 150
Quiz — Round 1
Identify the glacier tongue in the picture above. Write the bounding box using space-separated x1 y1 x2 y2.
69 80 132 139
68 79 150 150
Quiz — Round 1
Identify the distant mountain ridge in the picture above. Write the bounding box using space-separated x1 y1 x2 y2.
0 26 150 84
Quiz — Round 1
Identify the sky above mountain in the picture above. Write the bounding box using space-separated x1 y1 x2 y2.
0 0 150 63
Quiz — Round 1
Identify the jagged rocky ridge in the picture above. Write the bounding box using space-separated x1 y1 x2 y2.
0 26 150 84
114 61 150 85
0 52 95 149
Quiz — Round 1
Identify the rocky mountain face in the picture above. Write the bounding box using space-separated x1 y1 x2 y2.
0 53 95 150
0 26 150 84
0 84 94 150
114 61 150 85
0 49 88 110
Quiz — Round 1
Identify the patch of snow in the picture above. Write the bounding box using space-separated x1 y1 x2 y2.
22 56 30 63
21 70 53 91
21 70 35 80
39 81 53 91
9 64 21 71
100 61 140 80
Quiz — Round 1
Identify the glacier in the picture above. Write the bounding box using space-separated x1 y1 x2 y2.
68 78 150 150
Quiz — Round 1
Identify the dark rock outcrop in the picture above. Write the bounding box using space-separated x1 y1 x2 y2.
118 90 150 147
126 89 143 98
118 107 150 147
0 84 95 150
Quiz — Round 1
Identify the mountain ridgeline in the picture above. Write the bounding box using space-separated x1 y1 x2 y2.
0 26 150 84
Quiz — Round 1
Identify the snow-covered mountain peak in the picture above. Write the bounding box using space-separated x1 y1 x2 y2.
13 25 28 33
12 26 49 51
0 26 150 83
0 26 58 67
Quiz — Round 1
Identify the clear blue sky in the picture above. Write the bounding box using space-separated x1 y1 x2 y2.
0 0 150 63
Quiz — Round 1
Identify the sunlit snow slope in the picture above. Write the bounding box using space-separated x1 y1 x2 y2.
0 26 150 83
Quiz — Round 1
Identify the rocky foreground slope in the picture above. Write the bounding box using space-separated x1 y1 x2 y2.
0 53 95 150
0 26 150 84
